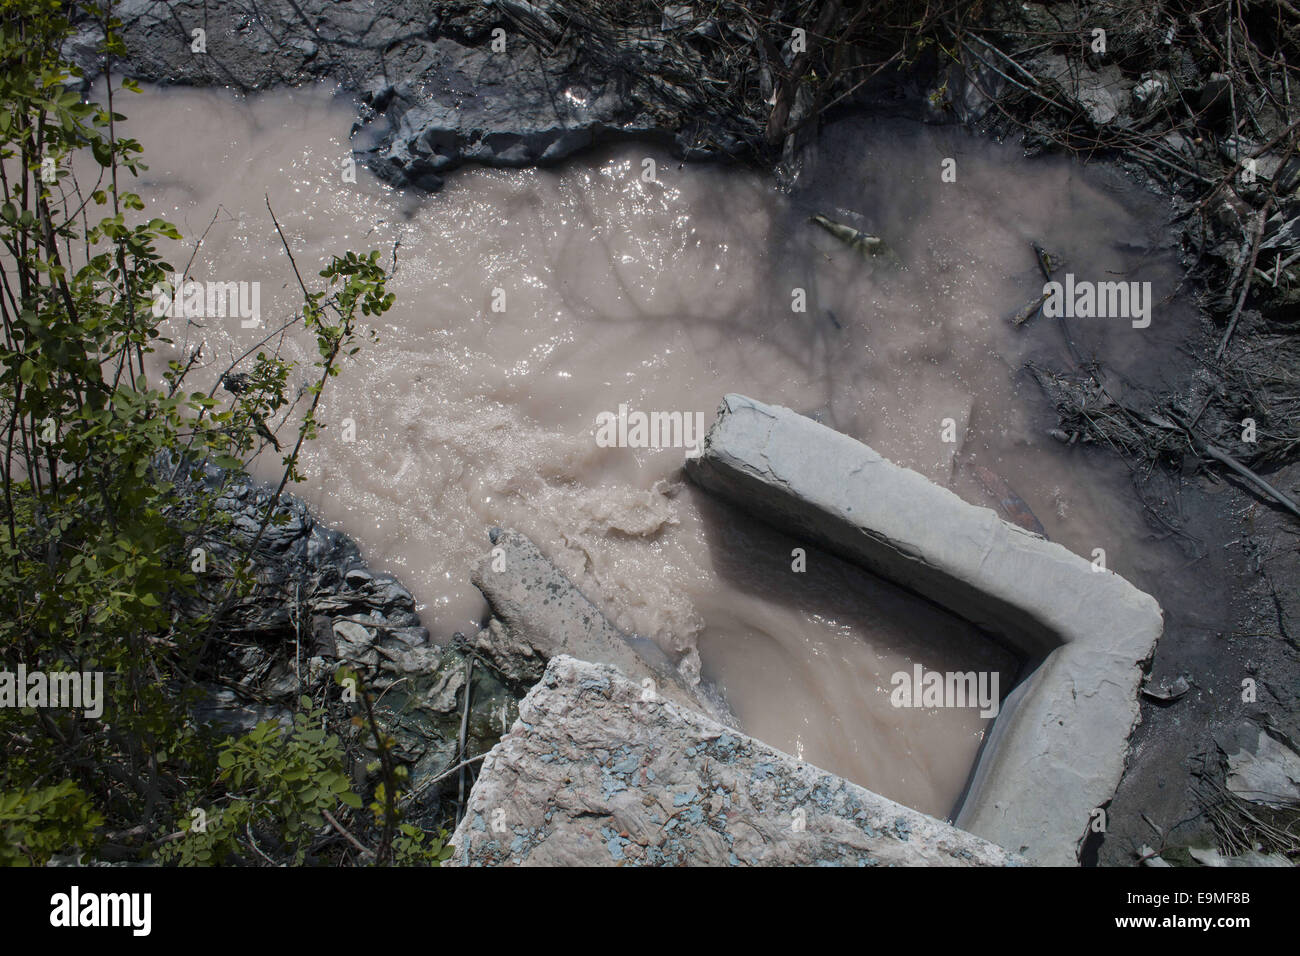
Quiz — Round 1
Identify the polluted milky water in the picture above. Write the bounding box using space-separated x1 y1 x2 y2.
122 82 1194 819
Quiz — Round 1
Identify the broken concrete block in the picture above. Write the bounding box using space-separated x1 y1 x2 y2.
684 394 1164 865
447 655 1024 867
1188 846 1293 868
469 528 732 725
1217 720 1300 808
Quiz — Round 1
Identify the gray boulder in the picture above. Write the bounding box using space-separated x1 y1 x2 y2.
448 656 1025 867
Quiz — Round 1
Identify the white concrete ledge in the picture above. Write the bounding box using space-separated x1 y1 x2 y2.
684 394 1164 864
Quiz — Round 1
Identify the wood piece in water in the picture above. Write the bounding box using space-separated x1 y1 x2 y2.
808 213 903 267
1011 291 1049 326
969 463 1048 538
1010 242 1061 325
1030 241 1064 280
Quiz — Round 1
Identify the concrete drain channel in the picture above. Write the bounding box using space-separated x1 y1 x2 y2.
686 394 1164 864
461 393 1163 866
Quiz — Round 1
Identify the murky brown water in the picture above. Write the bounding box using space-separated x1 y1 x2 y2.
116 82 1193 819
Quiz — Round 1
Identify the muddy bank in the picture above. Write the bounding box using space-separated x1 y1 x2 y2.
67 0 917 187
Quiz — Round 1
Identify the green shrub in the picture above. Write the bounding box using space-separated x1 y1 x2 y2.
157 699 361 866
0 0 410 865
0 781 104 866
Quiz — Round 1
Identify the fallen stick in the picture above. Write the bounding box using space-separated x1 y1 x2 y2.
1011 242 1058 325
1011 292 1049 326
1168 412 1300 521
1216 204 1270 360
400 753 489 806
456 654 474 826
322 807 375 860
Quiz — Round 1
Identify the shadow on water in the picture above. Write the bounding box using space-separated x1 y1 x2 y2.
687 487 1026 817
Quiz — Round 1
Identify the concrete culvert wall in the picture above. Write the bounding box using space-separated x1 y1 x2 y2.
685 394 1165 864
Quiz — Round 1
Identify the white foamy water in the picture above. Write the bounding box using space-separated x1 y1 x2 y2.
117 83 1190 818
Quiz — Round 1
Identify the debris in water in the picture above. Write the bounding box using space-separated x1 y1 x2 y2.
1010 292 1049 326
809 213 902 267
1141 674 1190 703
1138 844 1172 866
1030 241 1064 281
1010 242 1063 325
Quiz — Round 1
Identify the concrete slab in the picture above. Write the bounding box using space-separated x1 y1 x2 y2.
447 655 1025 867
684 394 1164 864
469 527 733 725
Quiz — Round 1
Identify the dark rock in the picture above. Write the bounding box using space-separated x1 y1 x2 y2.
75 0 793 193
161 450 532 824
311 614 338 656
193 687 292 734
1195 73 1233 128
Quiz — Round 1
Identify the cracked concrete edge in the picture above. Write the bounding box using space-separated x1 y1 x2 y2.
448 655 1027 866
684 394 1164 865
469 527 735 726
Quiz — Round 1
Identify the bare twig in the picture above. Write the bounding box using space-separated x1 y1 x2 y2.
1169 411 1300 521
1216 203 1270 360
456 654 474 826
322 807 375 861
